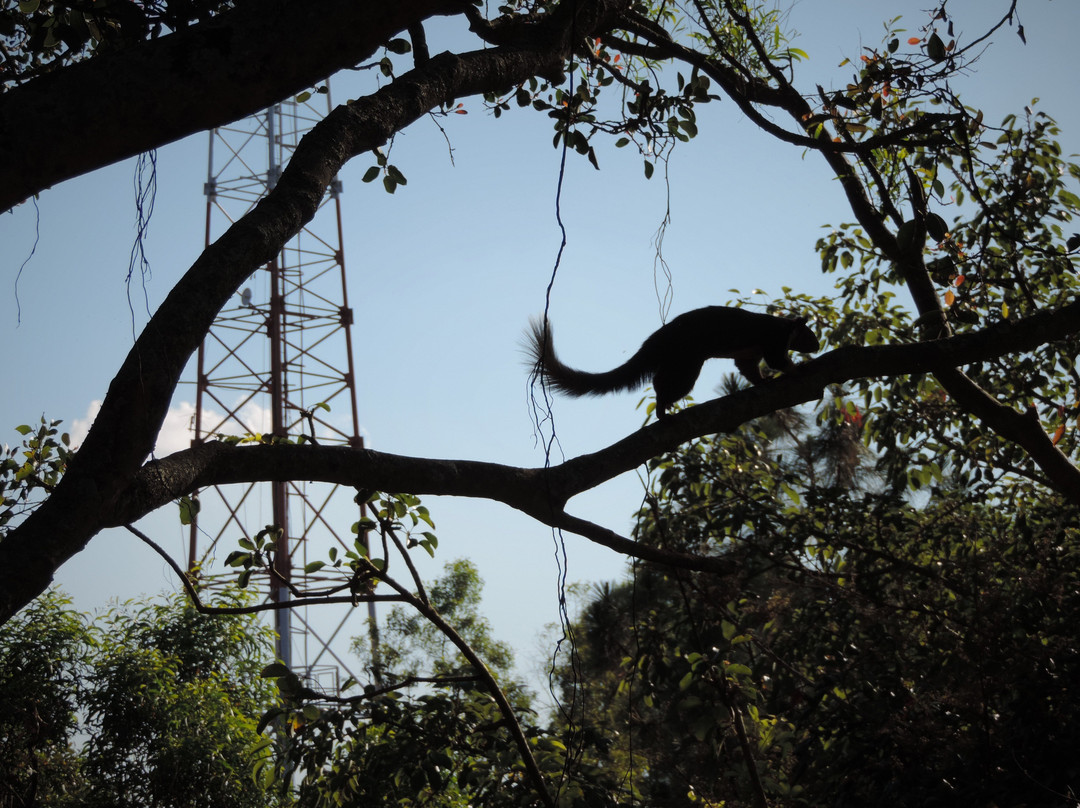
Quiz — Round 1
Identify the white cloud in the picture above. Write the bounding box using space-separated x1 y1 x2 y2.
70 398 274 458
156 400 198 456
70 400 101 450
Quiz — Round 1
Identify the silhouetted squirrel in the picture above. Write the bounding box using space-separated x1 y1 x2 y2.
527 306 820 418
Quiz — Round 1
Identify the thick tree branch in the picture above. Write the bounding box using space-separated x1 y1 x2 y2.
0 0 469 211
931 366 1079 494
104 298 1080 563
0 3 626 625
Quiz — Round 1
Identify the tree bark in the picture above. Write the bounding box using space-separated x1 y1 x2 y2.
0 0 464 211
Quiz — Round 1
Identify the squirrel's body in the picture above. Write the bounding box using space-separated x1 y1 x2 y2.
527 305 819 418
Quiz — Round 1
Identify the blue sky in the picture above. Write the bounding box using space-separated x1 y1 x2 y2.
2 1 1078 693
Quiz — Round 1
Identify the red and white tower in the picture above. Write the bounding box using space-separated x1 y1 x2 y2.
187 94 369 688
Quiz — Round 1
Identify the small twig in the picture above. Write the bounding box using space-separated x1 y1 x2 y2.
124 523 406 614
383 521 429 605
307 673 478 705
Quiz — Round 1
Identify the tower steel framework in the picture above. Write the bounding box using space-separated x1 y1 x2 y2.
187 94 367 690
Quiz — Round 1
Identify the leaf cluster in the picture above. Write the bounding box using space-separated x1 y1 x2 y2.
0 590 280 808
354 558 515 683
555 415 1080 806
256 557 622 807
0 417 70 538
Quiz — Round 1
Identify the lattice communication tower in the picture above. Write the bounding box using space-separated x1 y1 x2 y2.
186 94 369 690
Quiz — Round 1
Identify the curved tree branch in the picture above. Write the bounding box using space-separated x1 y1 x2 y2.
0 1 632 625
103 296 1080 562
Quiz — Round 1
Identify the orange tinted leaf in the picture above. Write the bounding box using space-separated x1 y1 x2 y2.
944 290 955 306
1053 424 1067 446
908 37 921 45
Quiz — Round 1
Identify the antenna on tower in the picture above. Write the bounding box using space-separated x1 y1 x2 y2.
186 90 377 691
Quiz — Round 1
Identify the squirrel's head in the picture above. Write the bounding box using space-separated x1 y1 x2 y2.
789 318 820 354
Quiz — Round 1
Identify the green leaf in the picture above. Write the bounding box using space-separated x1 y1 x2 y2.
361 166 380 183
689 714 714 741
256 707 284 734
780 482 802 505
926 213 949 242
224 550 251 568
927 32 947 62
177 496 200 526
1058 189 1080 209
897 220 920 253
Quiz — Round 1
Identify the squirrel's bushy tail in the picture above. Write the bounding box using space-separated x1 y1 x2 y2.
525 317 652 397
